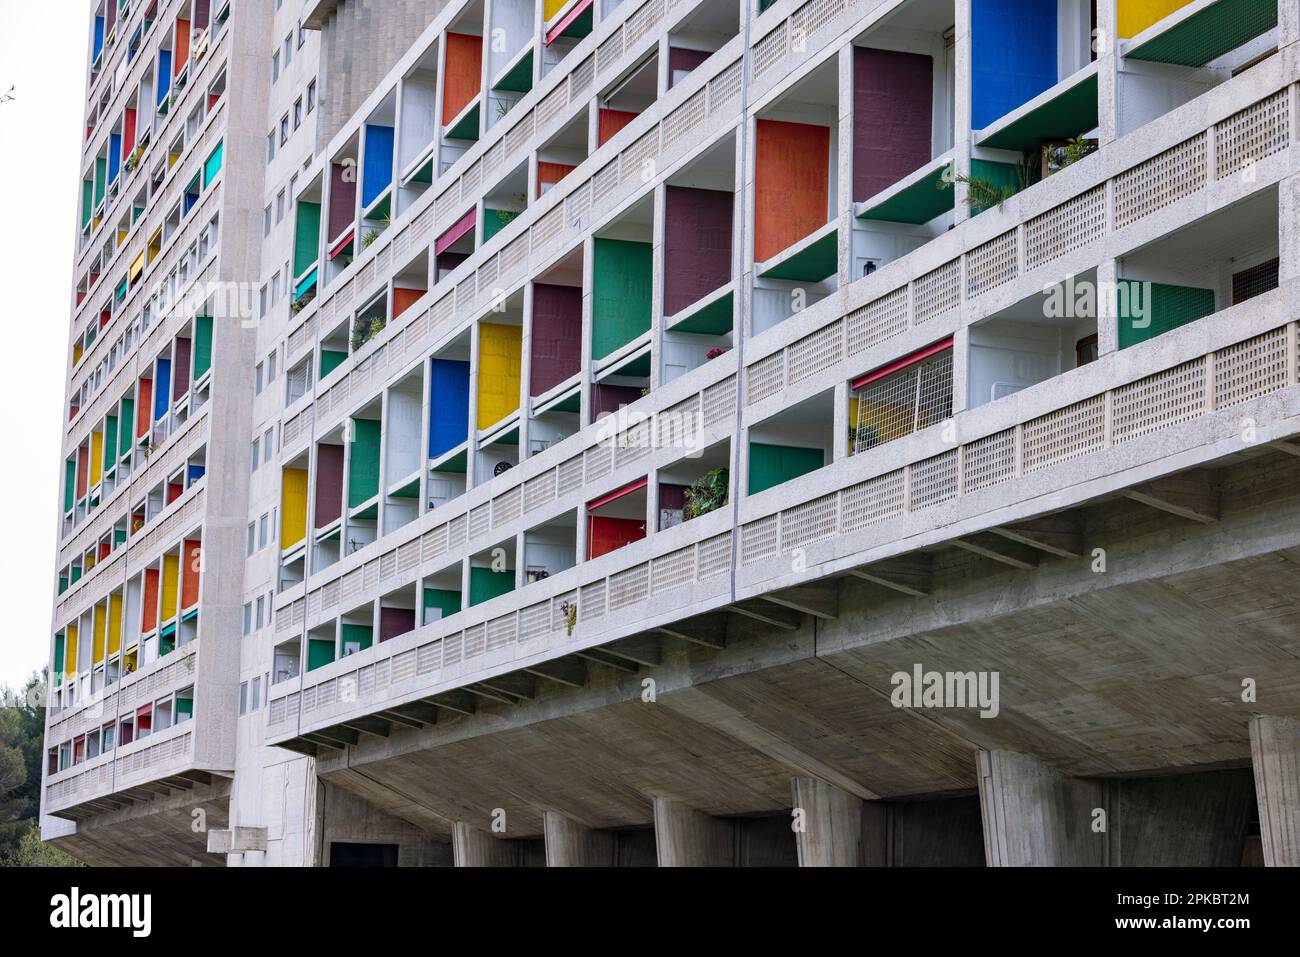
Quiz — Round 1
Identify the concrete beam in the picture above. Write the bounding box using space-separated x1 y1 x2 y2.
991 515 1084 558
376 708 429 730
847 555 933 596
307 727 359 747
543 811 618 866
1250 715 1300 866
428 691 478 715
1124 470 1219 523
952 533 1040 570
207 826 268 855
340 716 391 738
728 600 802 631
602 633 664 667
524 657 588 688
765 582 839 620
477 672 538 701
574 647 640 672
792 777 867 866
977 750 1102 866
466 684 519 705
653 798 735 867
658 613 728 648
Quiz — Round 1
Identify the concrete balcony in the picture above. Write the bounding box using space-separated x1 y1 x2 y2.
267 275 1300 759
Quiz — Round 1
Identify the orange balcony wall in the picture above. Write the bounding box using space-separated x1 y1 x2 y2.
443 33 483 123
754 119 830 263
598 109 638 147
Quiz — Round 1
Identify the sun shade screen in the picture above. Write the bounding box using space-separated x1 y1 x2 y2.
294 202 322 278
313 444 344 528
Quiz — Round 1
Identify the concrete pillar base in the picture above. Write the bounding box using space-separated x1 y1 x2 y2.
977 750 1103 866
452 821 543 867
792 777 868 866
653 798 735 866
1250 715 1300 866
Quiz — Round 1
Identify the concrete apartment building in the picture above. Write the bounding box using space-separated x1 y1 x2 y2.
40 0 1300 867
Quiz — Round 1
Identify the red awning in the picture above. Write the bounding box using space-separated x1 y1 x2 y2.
852 337 953 391
435 209 476 255
588 476 648 512
329 229 355 260
546 0 593 45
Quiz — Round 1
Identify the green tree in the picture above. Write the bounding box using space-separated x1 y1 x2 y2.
0 670 79 866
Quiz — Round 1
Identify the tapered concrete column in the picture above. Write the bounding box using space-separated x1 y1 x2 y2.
452 822 529 867
977 750 1101 866
543 811 618 867
1249 715 1300 866
792 777 868 866
653 798 734 867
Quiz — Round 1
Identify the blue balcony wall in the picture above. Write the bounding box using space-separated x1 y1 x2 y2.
972 0 1057 129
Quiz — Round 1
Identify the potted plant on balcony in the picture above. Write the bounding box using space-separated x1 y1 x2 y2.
683 467 729 521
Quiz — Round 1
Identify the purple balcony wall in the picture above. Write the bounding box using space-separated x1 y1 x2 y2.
591 384 643 420
314 444 345 528
379 607 416 643
853 47 933 202
664 186 733 316
667 47 712 89
659 483 687 511
329 162 357 240
530 283 583 396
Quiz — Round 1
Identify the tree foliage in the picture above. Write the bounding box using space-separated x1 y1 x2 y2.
0 670 80 866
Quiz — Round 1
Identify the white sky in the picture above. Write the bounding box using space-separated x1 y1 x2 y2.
0 1 90 689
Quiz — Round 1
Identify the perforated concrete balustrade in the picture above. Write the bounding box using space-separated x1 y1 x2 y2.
59 391 211 575
46 728 194 814
73 22 231 336
268 310 1300 744
742 319 1299 567
266 72 1300 733
68 145 225 450
273 368 739 634
285 0 722 379
57 478 208 627
743 84 1294 411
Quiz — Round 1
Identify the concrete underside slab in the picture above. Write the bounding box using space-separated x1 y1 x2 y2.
293 452 1293 842
306 448 1300 841
50 778 232 867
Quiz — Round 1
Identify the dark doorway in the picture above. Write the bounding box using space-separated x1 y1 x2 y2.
329 842 399 867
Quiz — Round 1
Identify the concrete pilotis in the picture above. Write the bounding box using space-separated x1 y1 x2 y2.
652 798 735 867
792 777 867 866
977 750 1100 866
1250 715 1300 866
542 811 618 867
